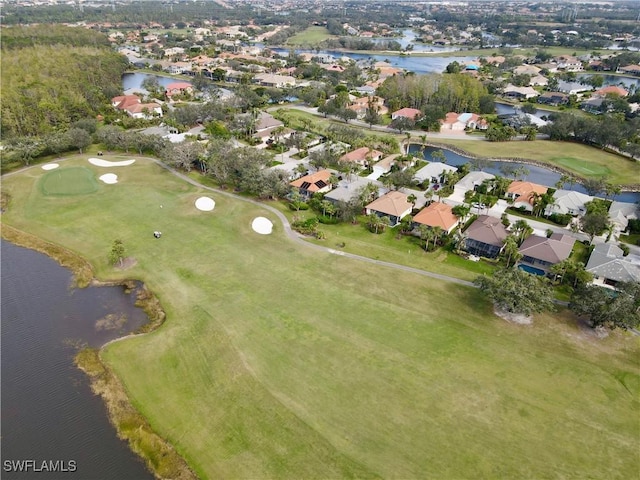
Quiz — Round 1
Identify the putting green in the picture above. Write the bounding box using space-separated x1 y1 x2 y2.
39 166 98 196
552 157 611 176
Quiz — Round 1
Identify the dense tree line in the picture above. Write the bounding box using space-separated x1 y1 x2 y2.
1 26 129 138
376 73 493 121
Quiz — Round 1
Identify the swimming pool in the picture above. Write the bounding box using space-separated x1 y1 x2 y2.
518 264 546 276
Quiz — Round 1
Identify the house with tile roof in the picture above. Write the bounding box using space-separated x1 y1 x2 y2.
412 202 459 234
324 177 381 204
365 191 413 226
439 112 488 132
453 171 495 199
593 85 629 98
502 85 539 100
506 181 548 212
340 147 384 167
391 108 422 121
518 233 576 274
165 82 194 98
463 215 509 258
586 243 640 288
290 170 333 198
609 201 639 233
111 95 162 119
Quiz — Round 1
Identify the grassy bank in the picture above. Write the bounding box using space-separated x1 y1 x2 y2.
286 26 334 46
75 349 196 480
429 138 640 186
2 154 639 479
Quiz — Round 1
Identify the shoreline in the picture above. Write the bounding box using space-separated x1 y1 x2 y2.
0 223 196 480
408 140 640 193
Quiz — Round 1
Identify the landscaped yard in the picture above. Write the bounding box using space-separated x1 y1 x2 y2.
2 154 639 479
432 138 640 186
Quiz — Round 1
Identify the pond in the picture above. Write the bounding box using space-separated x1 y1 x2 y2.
409 145 640 203
1 240 153 480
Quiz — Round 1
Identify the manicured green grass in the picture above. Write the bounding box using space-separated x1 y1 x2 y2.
432 138 640 186
620 233 640 246
39 166 98 196
286 26 333 46
2 154 639 479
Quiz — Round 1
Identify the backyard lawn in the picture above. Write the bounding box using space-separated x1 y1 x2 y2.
432 138 640 186
2 154 639 479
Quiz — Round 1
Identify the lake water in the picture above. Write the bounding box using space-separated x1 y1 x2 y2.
272 48 476 74
410 145 640 203
1 240 153 480
122 72 181 91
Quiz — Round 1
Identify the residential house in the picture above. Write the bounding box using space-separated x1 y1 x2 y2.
513 64 541 76
592 85 629 98
253 73 296 88
453 171 495 199
371 154 401 178
255 112 284 133
290 170 333 198
463 215 509 258
585 243 640 288
439 112 488 132
544 190 594 216
538 91 569 106
518 233 576 274
365 191 413 226
529 75 549 87
412 201 459 234
502 85 539 100
413 162 457 185
167 62 192 74
555 55 583 72
324 177 381 204
609 201 639 234
165 82 194 98
340 147 384 167
391 107 422 121
617 64 640 76
581 97 606 114
111 95 162 119
555 80 592 95
506 181 548 212
347 96 388 119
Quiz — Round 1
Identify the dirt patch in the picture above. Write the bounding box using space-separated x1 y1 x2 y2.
494 306 533 325
115 257 137 270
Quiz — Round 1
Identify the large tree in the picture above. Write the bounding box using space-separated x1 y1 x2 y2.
474 268 555 316
570 283 640 330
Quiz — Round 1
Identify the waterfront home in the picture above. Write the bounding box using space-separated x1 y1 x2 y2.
502 85 539 100
592 85 629 98
453 171 495 200
439 112 488 132
414 162 457 186
463 215 509 259
538 92 569 106
506 181 548 212
518 233 575 274
544 190 594 217
165 82 194 98
609 201 639 234
111 95 162 119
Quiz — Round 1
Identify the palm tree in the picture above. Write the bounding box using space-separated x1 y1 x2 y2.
452 204 471 223
367 213 389 234
512 219 532 245
418 224 435 251
432 226 444 248
502 235 521 268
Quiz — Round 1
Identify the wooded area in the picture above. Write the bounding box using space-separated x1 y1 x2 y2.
1 25 129 138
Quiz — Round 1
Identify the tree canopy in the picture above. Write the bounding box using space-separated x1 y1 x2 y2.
570 283 640 330
474 268 555 316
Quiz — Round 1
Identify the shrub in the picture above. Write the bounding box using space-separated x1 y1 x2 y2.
548 213 572 226
317 215 339 224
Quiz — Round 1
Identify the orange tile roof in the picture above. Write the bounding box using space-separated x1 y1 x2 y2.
507 181 548 205
290 170 332 193
413 202 458 230
365 191 412 217
340 147 383 163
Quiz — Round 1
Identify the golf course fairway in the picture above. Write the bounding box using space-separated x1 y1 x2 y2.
2 155 638 479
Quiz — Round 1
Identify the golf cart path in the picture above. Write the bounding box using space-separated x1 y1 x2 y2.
154 159 475 287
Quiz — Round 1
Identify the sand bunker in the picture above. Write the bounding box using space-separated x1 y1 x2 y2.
41 163 59 170
252 217 273 235
89 158 136 167
195 196 215 211
99 173 118 184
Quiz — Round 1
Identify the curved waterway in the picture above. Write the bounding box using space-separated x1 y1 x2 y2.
1 240 153 480
409 145 640 203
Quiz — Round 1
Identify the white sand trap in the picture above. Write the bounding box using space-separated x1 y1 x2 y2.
99 173 118 184
252 217 273 235
195 196 215 211
89 158 136 167
41 163 59 170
